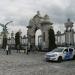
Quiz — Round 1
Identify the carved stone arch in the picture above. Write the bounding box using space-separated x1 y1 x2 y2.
27 11 53 50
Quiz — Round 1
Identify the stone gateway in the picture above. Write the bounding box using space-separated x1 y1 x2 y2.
27 11 53 50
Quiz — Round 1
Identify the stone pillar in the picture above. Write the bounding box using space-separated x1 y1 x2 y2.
42 31 49 49
65 30 74 46
27 27 35 49
65 31 70 45
40 14 53 50
27 27 31 45
64 19 74 46
30 35 35 46
70 30 74 45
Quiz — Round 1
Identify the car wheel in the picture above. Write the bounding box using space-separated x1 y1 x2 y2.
58 56 62 62
73 55 75 60
46 58 49 62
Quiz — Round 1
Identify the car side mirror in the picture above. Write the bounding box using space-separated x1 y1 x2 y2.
63 51 67 54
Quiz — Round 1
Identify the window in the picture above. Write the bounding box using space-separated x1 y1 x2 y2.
69 48 73 52
52 48 64 52
64 49 68 52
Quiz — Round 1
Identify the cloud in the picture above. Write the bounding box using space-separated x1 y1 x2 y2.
0 0 75 34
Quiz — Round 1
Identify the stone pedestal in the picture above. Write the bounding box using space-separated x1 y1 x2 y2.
65 29 74 46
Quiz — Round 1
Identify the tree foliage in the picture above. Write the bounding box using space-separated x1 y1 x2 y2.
48 28 56 50
15 32 20 49
2 35 7 49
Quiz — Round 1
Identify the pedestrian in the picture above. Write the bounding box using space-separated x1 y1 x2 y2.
6 44 9 55
17 45 20 53
26 46 28 55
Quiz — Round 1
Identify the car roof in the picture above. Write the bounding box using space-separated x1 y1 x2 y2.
58 47 74 49
57 47 67 49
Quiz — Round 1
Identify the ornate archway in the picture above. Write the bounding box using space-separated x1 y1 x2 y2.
27 11 53 50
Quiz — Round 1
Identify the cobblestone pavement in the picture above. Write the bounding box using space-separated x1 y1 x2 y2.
0 49 75 75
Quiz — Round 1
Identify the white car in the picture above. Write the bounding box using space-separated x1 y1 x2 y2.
45 47 75 62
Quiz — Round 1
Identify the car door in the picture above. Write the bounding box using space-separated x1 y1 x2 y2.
63 48 69 60
68 48 73 59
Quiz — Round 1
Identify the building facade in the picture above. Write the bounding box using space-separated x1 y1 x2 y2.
55 19 75 46
0 31 28 48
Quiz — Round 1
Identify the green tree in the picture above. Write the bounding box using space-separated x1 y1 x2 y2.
15 32 20 49
2 34 7 49
48 28 56 50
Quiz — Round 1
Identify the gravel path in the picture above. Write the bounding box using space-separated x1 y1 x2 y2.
0 50 75 75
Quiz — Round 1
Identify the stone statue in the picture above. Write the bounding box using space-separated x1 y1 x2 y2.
65 18 73 31
0 21 13 33
37 11 40 16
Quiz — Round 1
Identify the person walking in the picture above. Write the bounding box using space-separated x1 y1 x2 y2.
6 44 9 55
17 45 20 53
26 46 28 55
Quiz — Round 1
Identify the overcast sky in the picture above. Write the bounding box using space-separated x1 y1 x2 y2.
0 0 75 36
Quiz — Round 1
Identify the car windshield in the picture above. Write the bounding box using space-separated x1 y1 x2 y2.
52 48 64 52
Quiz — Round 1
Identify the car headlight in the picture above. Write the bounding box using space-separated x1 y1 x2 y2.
50 54 57 57
45 54 57 58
